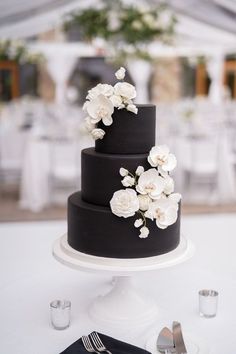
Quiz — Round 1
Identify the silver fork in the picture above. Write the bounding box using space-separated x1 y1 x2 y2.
89 331 112 354
82 335 100 353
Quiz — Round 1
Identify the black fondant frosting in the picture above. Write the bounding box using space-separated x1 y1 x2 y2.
68 192 181 259
67 103 181 259
95 104 156 154
81 148 150 206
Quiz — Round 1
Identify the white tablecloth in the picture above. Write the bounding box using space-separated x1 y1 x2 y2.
0 128 30 170
0 215 235 353
20 135 92 212
173 132 236 203
20 138 51 212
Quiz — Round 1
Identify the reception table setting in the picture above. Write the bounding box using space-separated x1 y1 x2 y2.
1 97 236 211
0 98 92 211
156 99 236 204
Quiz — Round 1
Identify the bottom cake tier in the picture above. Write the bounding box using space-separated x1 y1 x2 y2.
68 192 181 259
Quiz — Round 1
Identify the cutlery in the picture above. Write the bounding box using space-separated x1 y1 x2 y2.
156 327 176 353
89 331 112 354
82 335 100 353
172 321 187 354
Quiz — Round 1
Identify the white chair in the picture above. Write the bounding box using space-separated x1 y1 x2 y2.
0 127 29 193
48 138 80 205
180 133 220 203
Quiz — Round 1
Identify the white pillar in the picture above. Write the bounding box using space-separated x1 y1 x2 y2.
46 54 78 104
206 53 225 104
127 59 152 103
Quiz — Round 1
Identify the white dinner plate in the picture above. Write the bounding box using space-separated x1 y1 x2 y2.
146 332 210 354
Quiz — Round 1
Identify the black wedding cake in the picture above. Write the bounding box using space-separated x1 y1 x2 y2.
67 104 181 259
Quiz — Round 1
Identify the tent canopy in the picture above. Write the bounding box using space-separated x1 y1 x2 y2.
0 0 235 51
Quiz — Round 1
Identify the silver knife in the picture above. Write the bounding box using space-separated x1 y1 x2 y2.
156 327 175 353
172 321 187 354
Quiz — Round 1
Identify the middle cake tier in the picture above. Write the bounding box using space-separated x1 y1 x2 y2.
81 147 150 206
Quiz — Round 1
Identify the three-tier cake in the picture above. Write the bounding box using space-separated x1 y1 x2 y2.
67 67 181 259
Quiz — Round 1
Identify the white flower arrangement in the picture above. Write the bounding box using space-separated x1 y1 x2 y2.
110 145 181 238
83 67 138 140
110 189 139 218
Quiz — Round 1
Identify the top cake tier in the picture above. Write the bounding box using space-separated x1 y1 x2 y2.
95 104 156 154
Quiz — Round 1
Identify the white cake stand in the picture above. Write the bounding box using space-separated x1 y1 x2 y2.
53 234 194 327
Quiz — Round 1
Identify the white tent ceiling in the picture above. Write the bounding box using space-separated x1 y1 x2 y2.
0 0 97 38
167 0 236 34
0 0 235 52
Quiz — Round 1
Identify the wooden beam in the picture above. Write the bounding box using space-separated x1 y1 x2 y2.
196 63 207 96
0 60 20 99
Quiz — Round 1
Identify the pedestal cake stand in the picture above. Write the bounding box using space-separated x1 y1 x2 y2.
53 234 194 327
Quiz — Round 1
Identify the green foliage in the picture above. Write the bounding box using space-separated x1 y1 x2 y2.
63 0 176 58
0 40 43 64
64 8 111 40
119 8 160 44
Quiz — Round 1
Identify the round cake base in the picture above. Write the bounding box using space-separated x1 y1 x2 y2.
53 234 194 274
52 235 194 327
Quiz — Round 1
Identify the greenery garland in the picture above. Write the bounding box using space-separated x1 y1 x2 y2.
63 0 176 59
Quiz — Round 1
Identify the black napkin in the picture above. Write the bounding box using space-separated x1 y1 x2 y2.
60 332 151 354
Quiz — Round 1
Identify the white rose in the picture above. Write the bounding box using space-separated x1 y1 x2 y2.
145 199 179 229
110 95 123 107
121 176 135 187
110 189 139 218
127 104 138 114
119 167 129 177
91 128 105 140
134 219 143 228
115 67 126 80
148 145 177 172
139 226 150 238
87 94 114 126
86 83 114 100
84 116 95 132
163 175 174 195
136 168 165 199
114 82 136 100
138 194 152 211
135 165 144 176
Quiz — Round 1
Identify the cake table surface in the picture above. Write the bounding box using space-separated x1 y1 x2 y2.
0 215 235 354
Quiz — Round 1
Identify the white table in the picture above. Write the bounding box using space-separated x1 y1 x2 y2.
173 132 236 204
0 215 235 353
19 134 92 212
20 138 52 212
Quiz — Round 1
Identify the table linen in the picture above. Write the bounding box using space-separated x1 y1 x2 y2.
0 215 235 353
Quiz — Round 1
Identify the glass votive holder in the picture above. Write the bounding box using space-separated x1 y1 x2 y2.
50 300 71 330
199 289 218 318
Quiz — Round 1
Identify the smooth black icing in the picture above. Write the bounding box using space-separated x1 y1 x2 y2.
95 104 156 154
68 192 181 259
81 148 150 206
67 104 181 259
